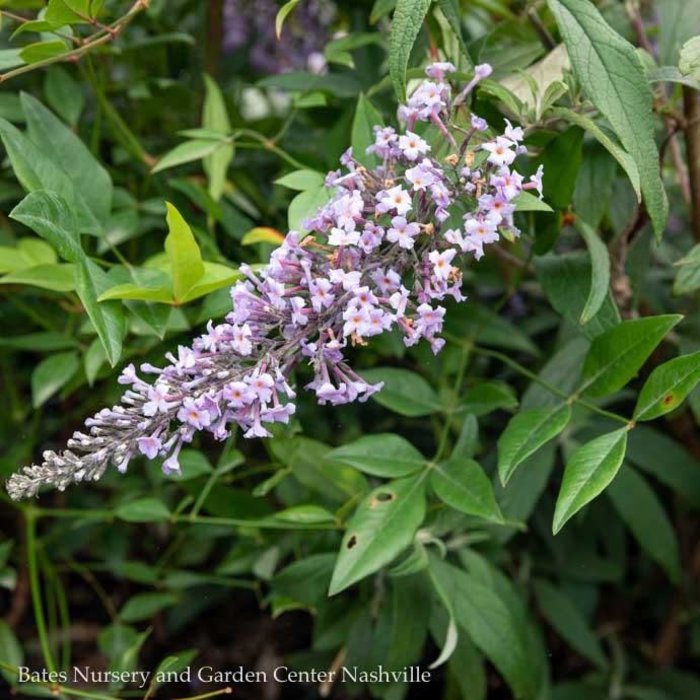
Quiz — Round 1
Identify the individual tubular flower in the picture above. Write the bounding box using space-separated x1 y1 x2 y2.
6 62 540 500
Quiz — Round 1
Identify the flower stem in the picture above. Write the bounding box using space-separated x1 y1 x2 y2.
25 508 56 674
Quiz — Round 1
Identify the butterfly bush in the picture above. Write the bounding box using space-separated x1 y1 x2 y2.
6 62 543 500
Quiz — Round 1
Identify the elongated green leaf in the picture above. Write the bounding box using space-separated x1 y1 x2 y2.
19 40 68 64
241 227 285 246
576 220 610 324
498 404 571 485
389 0 432 100
579 315 682 397
275 169 326 191
551 109 641 201
31 351 79 407
202 74 233 201
607 466 681 582
116 498 171 523
0 117 101 233
329 473 427 595
21 93 112 225
553 428 628 533
536 253 620 339
361 367 441 416
0 263 76 292
680 36 700 79
627 426 700 510
164 202 205 302
275 0 300 38
538 126 583 210
179 262 241 303
436 0 471 65
513 191 554 213
10 190 82 262
546 0 668 238
431 458 504 523
120 592 177 622
533 579 607 669
75 259 125 366
428 557 539 699
351 93 384 168
329 434 425 477
633 351 700 421
152 139 222 174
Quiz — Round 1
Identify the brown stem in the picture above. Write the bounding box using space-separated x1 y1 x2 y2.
683 86 700 242
205 0 224 78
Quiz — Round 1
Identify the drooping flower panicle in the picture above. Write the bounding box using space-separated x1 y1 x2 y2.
6 62 542 500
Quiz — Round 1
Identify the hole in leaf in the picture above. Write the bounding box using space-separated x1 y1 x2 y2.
375 491 394 502
347 535 357 549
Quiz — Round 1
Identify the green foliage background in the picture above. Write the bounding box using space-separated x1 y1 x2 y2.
0 0 700 699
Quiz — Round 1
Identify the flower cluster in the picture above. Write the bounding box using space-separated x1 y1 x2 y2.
6 62 542 500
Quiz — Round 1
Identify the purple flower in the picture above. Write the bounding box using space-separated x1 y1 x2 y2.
7 61 542 501
177 398 212 430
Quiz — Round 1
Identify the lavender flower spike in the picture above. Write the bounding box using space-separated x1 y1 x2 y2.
7 63 539 500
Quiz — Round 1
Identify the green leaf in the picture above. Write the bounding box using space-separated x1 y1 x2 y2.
179 262 241 303
44 67 84 127
351 93 384 168
31 351 79 407
574 143 618 228
287 185 332 232
546 0 668 239
536 253 620 338
431 458 504 522
10 190 82 262
0 117 102 233
275 0 300 38
19 40 68 64
633 351 700 421
361 367 441 416
627 426 700 510
537 126 583 210
272 553 336 606
553 428 628 534
116 498 172 523
164 202 205 303
513 191 553 213
241 227 285 246
202 74 233 201
436 0 471 66
0 263 76 292
679 36 700 79
21 93 112 225
275 169 326 191
576 220 610 324
674 244 700 295
389 0 432 100
550 110 641 202
152 139 222 174
607 466 681 582
75 259 125 366
329 473 427 595
0 619 23 684
428 557 539 699
329 434 426 477
120 592 177 623
579 315 682 397
0 239 57 274
533 579 607 669
648 65 700 91
497 404 572 485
